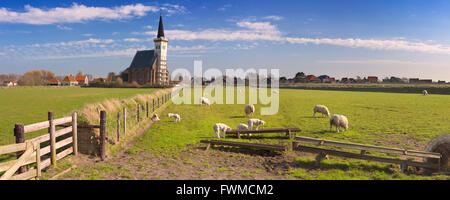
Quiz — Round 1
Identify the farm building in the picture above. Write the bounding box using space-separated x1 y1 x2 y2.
3 81 18 87
75 75 89 86
120 15 169 86
62 75 78 86
306 75 321 83
368 76 378 83
47 79 61 86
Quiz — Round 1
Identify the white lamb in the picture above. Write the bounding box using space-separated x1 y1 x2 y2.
152 114 160 121
244 104 255 117
423 90 429 96
168 113 181 122
237 123 251 136
248 119 265 130
329 114 348 132
199 97 211 106
313 105 330 118
213 123 232 138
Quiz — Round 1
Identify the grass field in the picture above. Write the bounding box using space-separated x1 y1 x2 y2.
128 87 450 180
0 87 159 145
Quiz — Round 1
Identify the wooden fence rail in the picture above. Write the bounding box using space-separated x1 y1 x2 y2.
200 140 286 152
226 128 301 139
292 136 441 172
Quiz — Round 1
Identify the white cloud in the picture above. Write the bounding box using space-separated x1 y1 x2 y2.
81 33 94 37
317 59 437 65
0 3 185 25
217 4 231 11
123 38 142 42
57 25 72 30
33 38 115 48
263 15 283 21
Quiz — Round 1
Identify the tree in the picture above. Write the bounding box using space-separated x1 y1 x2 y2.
294 72 307 83
107 72 116 81
76 70 83 77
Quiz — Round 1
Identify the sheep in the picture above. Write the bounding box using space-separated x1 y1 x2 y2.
272 90 279 94
237 123 251 136
244 104 255 117
151 114 160 121
248 119 265 130
213 123 232 138
423 90 429 96
168 113 181 122
199 97 211 106
313 105 330 118
329 114 348 133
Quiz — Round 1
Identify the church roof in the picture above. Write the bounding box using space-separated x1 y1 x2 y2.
129 50 156 69
157 14 165 38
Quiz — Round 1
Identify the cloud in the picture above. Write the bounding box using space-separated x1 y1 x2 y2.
0 3 185 25
317 59 436 65
263 15 283 21
32 38 115 48
123 38 142 42
217 4 231 11
57 25 72 30
81 33 94 37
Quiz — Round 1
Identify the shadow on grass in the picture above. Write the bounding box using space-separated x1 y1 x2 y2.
193 145 282 157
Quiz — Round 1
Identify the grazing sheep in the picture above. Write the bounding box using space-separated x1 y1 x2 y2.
213 123 232 138
248 119 265 130
168 113 181 122
423 90 429 96
199 97 211 106
151 114 160 121
237 123 251 136
313 105 330 118
329 114 348 132
244 104 255 117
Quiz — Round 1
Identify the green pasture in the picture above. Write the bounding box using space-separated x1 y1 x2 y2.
0 87 159 145
132 86 450 180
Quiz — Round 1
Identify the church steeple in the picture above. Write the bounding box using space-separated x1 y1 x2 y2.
157 14 165 38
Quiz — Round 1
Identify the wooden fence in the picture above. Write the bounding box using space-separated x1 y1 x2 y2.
226 128 301 139
292 136 442 172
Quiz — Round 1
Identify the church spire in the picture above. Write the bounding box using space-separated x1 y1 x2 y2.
157 14 165 38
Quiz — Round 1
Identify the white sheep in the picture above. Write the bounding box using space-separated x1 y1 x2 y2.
313 105 330 118
168 113 181 122
237 123 251 136
199 97 211 106
152 114 160 121
244 104 255 117
213 123 232 138
329 114 348 132
423 90 429 96
248 119 265 130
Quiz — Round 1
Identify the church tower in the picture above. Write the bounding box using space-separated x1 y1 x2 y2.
154 14 169 85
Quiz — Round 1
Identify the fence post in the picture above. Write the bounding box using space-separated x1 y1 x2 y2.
100 110 106 161
123 108 127 136
117 112 120 142
72 112 78 156
35 142 41 179
146 102 149 118
49 111 56 167
137 104 140 122
158 97 160 108
14 123 26 173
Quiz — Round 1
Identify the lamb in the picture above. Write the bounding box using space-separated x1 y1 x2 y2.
244 104 255 117
329 114 348 133
151 114 160 121
423 90 429 96
168 113 181 122
213 123 232 138
313 105 330 118
248 119 265 130
199 97 211 106
237 123 251 136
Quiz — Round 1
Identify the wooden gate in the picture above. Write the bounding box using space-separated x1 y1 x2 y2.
0 142 41 180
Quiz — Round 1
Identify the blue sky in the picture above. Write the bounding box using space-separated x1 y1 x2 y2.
0 0 449 81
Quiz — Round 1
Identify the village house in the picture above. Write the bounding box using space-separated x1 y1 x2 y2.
120 15 169 86
62 75 78 86
75 75 89 86
47 79 61 86
368 76 378 83
3 81 18 87
306 75 321 83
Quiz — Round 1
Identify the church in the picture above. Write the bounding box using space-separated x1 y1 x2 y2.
120 15 169 86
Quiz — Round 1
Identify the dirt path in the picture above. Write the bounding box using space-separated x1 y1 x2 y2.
59 143 308 180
